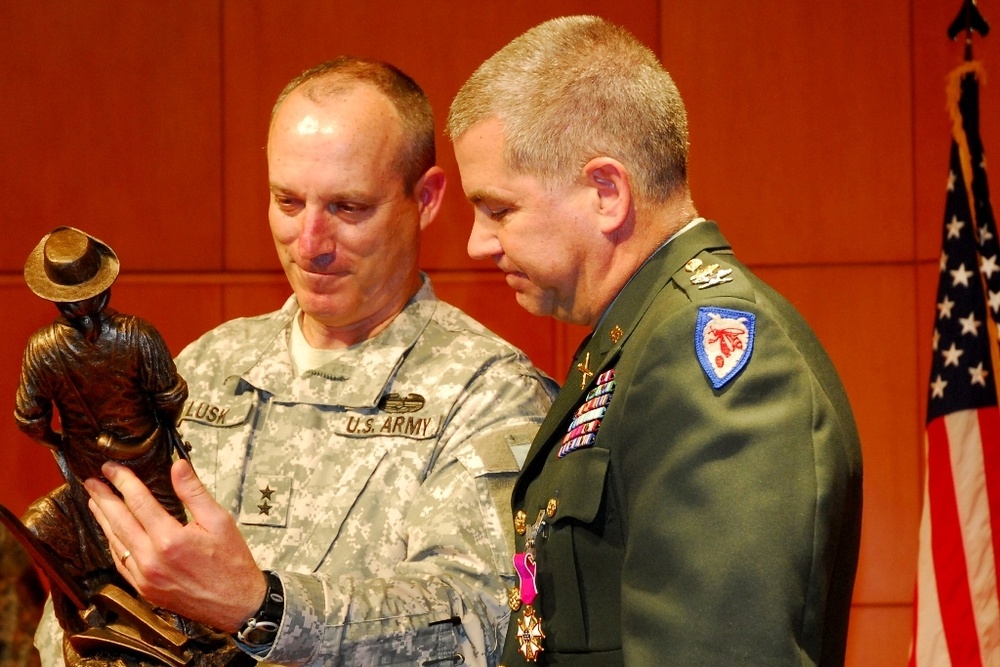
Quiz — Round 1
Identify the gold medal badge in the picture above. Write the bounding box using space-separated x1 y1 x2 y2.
516 605 545 662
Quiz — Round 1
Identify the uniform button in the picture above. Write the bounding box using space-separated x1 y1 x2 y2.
546 497 558 518
514 510 527 535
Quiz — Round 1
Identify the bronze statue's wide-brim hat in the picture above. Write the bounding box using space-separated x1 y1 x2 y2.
24 226 120 302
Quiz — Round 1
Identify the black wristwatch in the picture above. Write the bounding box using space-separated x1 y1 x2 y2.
234 570 284 652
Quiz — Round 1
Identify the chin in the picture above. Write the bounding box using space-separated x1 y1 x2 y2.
514 293 552 319
296 293 348 319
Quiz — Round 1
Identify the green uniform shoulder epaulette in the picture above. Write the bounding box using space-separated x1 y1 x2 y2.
671 249 755 304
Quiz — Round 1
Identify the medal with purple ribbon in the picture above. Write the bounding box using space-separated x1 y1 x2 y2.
513 552 545 661
513 510 547 662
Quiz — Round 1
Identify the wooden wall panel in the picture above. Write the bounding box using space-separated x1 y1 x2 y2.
845 606 914 666
221 280 296 323
916 261 941 438
0 1 223 272
660 1 914 266
108 283 227 358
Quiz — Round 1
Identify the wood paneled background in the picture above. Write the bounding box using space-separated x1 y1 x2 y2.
1 1 996 663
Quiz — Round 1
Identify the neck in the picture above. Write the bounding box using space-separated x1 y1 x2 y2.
580 193 699 329
299 275 421 349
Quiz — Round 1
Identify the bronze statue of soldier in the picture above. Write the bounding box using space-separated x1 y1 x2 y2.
7 227 248 666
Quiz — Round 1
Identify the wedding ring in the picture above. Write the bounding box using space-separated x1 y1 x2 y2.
120 550 131 566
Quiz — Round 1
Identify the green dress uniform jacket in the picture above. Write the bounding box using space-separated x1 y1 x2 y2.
499 222 863 667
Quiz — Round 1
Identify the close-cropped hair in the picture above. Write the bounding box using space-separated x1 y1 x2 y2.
273 56 436 194
447 15 689 203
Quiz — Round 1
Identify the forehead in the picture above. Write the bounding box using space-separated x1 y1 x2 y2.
454 118 548 202
270 86 401 150
267 85 404 186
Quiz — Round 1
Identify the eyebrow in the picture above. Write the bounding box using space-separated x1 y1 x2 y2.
268 183 373 202
466 188 511 205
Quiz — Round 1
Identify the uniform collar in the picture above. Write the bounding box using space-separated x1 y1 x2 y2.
518 221 732 474
591 217 706 333
240 275 437 408
591 220 729 358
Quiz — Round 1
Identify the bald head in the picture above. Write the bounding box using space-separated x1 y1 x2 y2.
272 57 436 194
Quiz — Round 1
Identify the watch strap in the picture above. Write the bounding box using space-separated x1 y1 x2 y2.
234 570 284 654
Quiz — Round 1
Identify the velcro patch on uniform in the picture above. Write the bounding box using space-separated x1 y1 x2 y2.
238 475 291 527
695 307 755 389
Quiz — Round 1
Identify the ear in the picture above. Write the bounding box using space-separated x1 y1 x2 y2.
413 166 447 230
583 157 632 234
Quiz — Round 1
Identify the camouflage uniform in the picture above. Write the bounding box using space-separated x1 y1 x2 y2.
36 277 556 667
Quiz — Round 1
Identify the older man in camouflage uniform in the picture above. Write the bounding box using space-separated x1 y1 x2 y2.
36 58 557 667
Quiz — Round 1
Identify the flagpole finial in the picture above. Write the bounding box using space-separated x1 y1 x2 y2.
948 0 990 61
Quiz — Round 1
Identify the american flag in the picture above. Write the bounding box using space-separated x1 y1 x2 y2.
911 61 1000 666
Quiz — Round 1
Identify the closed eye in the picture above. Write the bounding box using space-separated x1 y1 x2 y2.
327 201 376 222
475 201 511 222
273 193 303 215
330 201 371 215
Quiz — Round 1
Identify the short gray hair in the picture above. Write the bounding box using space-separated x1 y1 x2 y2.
447 16 688 202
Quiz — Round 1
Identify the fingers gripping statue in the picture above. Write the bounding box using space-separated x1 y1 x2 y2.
6 227 249 666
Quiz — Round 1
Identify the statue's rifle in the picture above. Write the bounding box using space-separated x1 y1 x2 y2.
0 502 88 609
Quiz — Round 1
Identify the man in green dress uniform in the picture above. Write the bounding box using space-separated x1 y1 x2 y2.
448 15 863 667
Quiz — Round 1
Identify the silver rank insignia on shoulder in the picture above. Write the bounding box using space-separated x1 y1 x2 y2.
696 307 755 389
685 257 733 289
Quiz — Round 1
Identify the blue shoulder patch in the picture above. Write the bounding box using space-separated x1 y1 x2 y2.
695 306 755 389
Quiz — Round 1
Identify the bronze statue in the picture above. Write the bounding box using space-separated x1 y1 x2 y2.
7 227 249 666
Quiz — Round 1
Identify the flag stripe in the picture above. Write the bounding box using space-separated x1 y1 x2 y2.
928 415 983 667
975 407 1000 659
946 410 1000 662
981 406 1000 578
914 455 950 666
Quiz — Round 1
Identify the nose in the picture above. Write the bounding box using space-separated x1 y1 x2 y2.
298 207 336 267
467 217 503 262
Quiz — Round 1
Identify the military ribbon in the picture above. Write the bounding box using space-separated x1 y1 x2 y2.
513 552 538 605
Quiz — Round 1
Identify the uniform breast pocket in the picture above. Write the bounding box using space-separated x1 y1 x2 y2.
176 388 257 508
544 446 611 525
535 446 621 651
